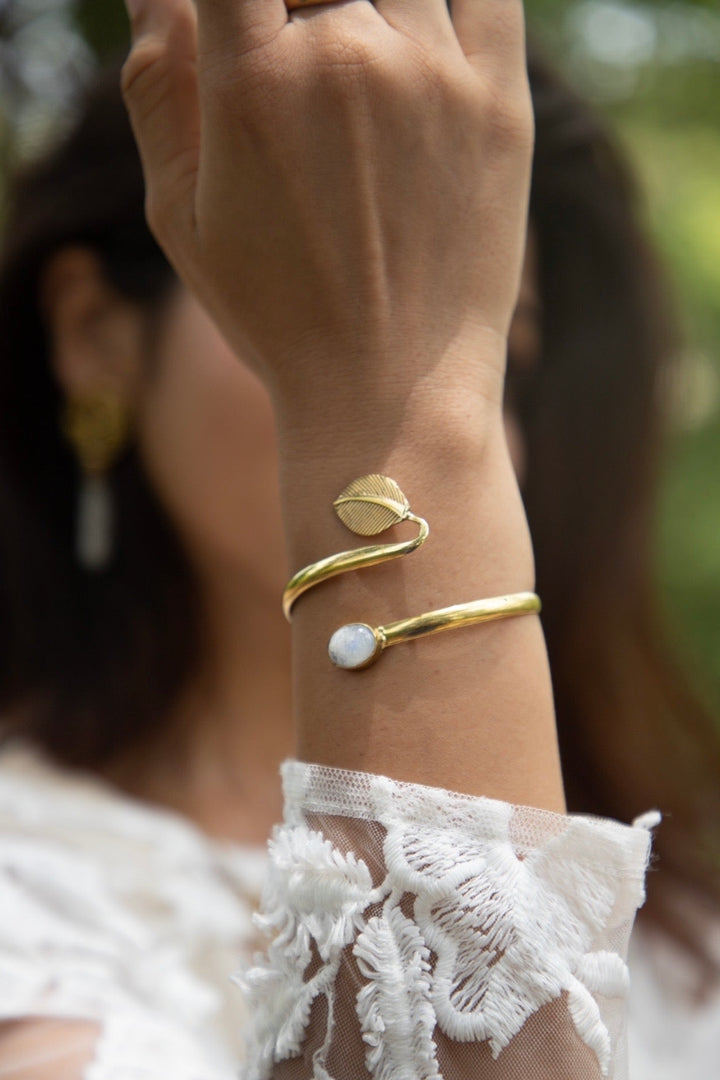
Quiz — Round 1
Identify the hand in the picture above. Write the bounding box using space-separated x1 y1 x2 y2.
123 0 562 814
121 0 533 425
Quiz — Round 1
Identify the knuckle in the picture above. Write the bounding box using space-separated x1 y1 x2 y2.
312 27 384 86
121 37 168 105
392 43 444 102
490 4 526 55
482 83 534 150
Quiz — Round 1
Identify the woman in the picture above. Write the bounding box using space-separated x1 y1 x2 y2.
0 0 716 1075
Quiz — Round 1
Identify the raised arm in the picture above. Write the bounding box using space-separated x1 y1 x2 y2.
121 0 562 810
121 1 653 1077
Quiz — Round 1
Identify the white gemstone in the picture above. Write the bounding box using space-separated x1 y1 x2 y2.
328 623 378 670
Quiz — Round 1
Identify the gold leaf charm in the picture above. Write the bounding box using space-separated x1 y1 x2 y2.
334 475 411 536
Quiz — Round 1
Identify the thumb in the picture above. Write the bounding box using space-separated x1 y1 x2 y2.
121 0 200 255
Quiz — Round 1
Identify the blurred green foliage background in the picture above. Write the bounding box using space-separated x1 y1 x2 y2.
1 0 719 709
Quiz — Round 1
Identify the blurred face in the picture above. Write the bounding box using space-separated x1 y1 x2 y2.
133 238 541 586
134 287 288 593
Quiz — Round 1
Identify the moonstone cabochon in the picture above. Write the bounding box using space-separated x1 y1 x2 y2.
328 623 380 669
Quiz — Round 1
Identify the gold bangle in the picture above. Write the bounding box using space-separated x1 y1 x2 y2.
283 475 429 620
282 475 540 669
327 592 541 669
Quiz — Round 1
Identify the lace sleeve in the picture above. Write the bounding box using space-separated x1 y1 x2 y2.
241 761 657 1080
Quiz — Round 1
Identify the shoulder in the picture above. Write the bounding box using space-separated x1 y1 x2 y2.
0 742 258 1076
0 1013 236 1079
0 1019 100 1080
0 740 220 960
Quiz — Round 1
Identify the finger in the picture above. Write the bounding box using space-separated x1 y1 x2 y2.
373 0 457 49
195 0 288 69
449 0 526 84
122 0 201 247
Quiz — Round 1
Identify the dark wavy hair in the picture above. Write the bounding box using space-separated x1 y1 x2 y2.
1 49 718 990
0 68 195 764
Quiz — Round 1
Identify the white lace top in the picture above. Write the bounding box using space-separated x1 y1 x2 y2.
0 742 714 1079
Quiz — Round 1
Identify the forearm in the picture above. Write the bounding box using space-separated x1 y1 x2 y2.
277 379 565 813
120 0 561 812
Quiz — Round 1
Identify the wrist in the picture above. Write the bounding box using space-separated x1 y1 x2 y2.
278 407 533 590
276 384 503 487
272 330 508 461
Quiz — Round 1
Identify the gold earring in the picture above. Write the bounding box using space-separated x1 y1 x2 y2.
62 394 131 571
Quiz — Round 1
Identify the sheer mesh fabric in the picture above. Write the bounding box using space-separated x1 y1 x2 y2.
241 762 656 1080
0 751 656 1078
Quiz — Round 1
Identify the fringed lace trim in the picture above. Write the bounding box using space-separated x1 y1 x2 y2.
241 762 655 1080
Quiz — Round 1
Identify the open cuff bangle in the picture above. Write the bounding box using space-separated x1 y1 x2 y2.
327 592 541 670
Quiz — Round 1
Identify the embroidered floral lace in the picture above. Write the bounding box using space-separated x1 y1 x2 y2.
242 762 655 1080
0 750 655 1079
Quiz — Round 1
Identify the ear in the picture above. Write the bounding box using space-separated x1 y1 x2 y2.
41 247 147 405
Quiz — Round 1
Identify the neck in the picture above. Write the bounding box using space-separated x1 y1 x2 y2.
107 558 294 846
